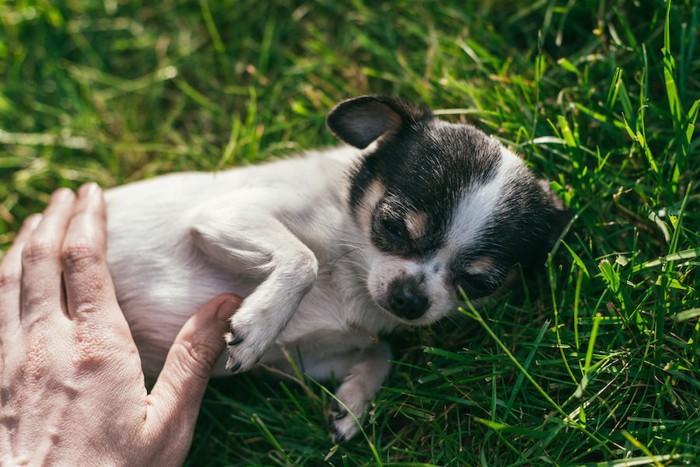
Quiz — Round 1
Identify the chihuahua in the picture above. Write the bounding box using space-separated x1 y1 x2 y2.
105 95 569 442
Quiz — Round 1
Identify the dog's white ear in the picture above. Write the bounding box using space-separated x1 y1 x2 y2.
326 95 431 149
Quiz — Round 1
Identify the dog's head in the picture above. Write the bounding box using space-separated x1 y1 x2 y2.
327 95 570 325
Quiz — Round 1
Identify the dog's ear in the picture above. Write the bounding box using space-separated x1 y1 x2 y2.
538 179 573 251
326 95 432 149
520 181 572 278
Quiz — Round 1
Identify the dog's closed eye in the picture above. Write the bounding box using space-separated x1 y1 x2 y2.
380 216 409 242
453 272 499 299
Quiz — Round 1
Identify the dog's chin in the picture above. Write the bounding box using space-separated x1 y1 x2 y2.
369 294 446 327
368 296 400 321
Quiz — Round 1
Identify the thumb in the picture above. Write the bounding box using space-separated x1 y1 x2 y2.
147 294 241 427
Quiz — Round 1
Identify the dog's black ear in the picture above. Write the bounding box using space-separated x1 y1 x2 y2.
538 180 573 251
326 95 432 149
520 181 573 278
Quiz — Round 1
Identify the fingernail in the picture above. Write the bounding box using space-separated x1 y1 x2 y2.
79 182 100 198
216 296 241 321
52 188 74 203
24 214 43 230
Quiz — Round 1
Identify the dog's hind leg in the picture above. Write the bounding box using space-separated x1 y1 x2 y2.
323 341 392 443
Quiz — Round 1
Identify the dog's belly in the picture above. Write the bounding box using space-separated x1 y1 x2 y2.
110 262 377 378
108 235 388 379
109 252 252 376
106 212 381 378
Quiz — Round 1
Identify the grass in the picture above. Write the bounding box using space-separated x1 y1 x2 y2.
1 0 699 465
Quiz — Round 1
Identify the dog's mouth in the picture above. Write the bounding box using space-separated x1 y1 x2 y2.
374 302 428 325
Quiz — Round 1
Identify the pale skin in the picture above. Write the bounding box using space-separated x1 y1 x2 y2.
0 183 241 466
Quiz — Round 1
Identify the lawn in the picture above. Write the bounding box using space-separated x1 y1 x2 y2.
1 0 699 465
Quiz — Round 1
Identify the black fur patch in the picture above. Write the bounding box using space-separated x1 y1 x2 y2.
352 118 502 257
329 96 569 293
448 175 569 294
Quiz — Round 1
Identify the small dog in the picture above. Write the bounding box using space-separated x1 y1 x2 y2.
106 95 569 442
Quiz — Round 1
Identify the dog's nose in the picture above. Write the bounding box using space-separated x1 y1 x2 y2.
388 278 429 320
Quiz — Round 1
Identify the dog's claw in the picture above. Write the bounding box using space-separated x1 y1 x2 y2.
224 329 254 373
327 417 347 444
227 335 244 346
328 400 353 442
223 321 266 374
329 400 347 420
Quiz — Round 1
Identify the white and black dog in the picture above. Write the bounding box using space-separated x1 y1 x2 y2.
106 95 569 442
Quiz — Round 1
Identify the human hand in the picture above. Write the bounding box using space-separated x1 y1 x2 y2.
0 184 241 465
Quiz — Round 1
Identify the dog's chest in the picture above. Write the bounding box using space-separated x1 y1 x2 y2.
277 262 385 339
266 251 394 364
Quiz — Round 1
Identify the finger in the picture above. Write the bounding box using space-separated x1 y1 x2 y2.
0 214 42 336
61 183 118 318
147 295 241 432
0 214 43 304
0 214 43 454
20 189 76 319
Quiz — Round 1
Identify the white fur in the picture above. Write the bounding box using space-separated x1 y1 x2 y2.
105 142 528 442
446 146 524 252
106 147 398 441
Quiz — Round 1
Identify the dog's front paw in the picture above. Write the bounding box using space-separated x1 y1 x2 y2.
224 315 272 373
